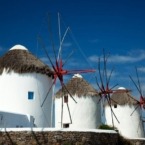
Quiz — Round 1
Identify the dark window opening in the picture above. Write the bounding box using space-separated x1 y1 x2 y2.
64 95 68 103
114 104 117 108
28 91 34 100
63 123 69 128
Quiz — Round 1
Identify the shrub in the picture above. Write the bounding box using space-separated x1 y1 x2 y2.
98 124 116 130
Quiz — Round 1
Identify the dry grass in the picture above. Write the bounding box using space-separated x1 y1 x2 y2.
0 49 53 77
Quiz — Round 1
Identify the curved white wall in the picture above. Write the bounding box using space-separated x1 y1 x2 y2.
55 95 101 129
0 70 54 127
105 105 144 138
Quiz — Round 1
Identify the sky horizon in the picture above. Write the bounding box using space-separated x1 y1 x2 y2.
0 0 145 98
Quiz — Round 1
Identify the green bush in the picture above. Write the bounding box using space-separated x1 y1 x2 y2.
98 124 116 130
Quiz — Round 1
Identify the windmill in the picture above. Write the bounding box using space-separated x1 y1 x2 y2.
129 67 145 115
129 67 145 135
55 73 101 129
105 86 145 138
38 13 95 127
95 49 130 128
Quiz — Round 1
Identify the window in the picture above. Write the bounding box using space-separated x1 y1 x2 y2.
114 104 117 108
64 95 68 103
0 114 3 124
63 123 69 128
28 91 34 100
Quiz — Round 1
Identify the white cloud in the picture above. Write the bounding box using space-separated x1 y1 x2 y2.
89 49 145 64
108 54 145 63
89 55 99 62
94 69 118 90
96 68 117 78
138 67 145 73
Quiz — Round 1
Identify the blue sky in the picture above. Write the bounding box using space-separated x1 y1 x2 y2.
0 0 145 97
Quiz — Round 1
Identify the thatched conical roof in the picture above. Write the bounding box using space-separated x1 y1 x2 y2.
55 74 98 98
106 87 138 106
0 45 54 78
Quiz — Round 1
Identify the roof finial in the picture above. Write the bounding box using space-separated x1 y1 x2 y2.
72 74 83 78
9 44 28 51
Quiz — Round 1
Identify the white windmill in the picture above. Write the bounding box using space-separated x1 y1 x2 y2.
105 87 144 138
0 44 54 127
55 74 101 129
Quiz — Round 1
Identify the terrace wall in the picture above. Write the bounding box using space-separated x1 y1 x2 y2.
0 129 144 145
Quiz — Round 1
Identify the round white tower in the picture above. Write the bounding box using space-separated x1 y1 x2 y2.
55 74 101 129
105 87 144 138
0 45 54 127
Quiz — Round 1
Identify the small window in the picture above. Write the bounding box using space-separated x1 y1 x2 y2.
0 114 3 124
28 91 34 100
63 123 69 128
64 95 68 103
114 104 117 108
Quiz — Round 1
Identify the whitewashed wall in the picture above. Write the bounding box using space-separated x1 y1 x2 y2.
0 70 54 127
105 105 144 138
55 95 101 129
0 111 34 128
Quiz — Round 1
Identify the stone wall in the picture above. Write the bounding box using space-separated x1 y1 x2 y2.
0 130 118 145
0 130 144 145
130 139 145 145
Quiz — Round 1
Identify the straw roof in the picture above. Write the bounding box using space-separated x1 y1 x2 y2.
55 74 98 98
106 89 138 106
0 45 54 78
